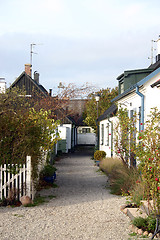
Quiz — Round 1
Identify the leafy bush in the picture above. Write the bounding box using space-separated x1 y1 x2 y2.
132 216 148 229
40 164 56 177
136 108 160 216
94 150 106 161
132 215 156 233
147 215 156 232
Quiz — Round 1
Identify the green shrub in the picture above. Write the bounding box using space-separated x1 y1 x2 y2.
147 215 156 232
130 179 147 207
109 165 139 195
132 216 148 229
40 164 56 177
94 150 106 161
132 215 156 233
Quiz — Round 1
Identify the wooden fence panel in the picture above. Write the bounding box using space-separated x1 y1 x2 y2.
0 156 34 200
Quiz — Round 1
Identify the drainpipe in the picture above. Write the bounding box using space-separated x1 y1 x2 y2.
136 86 144 131
108 118 113 157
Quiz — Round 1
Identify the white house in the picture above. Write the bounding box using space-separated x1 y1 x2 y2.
98 37 160 162
98 104 117 157
77 126 96 145
112 66 160 131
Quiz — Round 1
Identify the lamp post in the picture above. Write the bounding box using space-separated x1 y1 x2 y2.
95 95 100 119
95 94 100 149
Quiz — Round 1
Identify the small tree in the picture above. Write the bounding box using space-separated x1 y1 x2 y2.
136 108 160 216
0 88 59 178
114 106 137 166
83 87 118 130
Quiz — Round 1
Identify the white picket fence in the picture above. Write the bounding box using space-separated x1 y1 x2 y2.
0 156 35 200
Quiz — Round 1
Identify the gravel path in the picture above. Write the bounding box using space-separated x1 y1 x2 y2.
0 148 130 240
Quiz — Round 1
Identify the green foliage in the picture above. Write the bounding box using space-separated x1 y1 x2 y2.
136 108 160 216
0 88 60 179
99 157 139 196
114 106 137 166
83 87 118 130
24 195 46 207
132 216 148 229
94 150 106 160
132 215 156 233
40 164 56 177
129 180 146 207
109 164 139 195
115 107 160 217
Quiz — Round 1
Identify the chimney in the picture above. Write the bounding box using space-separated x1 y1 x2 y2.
34 71 39 84
25 64 32 77
49 89 52 96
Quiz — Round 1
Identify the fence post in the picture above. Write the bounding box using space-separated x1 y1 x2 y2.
26 156 32 198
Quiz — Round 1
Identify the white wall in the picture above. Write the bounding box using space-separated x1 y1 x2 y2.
77 126 96 145
99 116 117 158
58 126 70 153
62 124 72 150
77 132 96 145
117 70 160 124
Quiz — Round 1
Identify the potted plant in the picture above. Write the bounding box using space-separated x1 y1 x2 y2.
94 150 106 166
41 164 57 184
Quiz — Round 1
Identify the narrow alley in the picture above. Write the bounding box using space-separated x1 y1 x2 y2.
0 146 130 240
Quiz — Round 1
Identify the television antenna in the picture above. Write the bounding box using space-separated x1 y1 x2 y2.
30 43 43 78
148 39 156 65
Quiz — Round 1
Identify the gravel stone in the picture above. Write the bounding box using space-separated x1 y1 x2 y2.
0 150 130 240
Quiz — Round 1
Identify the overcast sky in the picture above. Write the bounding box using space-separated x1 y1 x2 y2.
0 0 160 95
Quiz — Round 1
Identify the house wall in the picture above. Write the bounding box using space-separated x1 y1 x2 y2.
77 133 96 145
57 126 70 153
60 124 72 151
115 69 160 165
77 126 96 145
118 71 160 124
99 68 160 161
99 116 117 158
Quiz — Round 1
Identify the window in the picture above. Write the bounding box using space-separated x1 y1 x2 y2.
101 124 104 145
82 128 91 133
120 82 124 93
106 123 109 146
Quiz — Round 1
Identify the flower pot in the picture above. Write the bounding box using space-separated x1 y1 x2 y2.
44 172 56 184
95 160 100 166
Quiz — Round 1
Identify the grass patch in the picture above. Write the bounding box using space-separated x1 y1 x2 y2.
132 215 156 233
24 193 57 207
13 214 24 217
24 195 46 207
52 183 58 188
99 157 123 175
100 157 139 195
129 232 137 237
47 195 56 199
